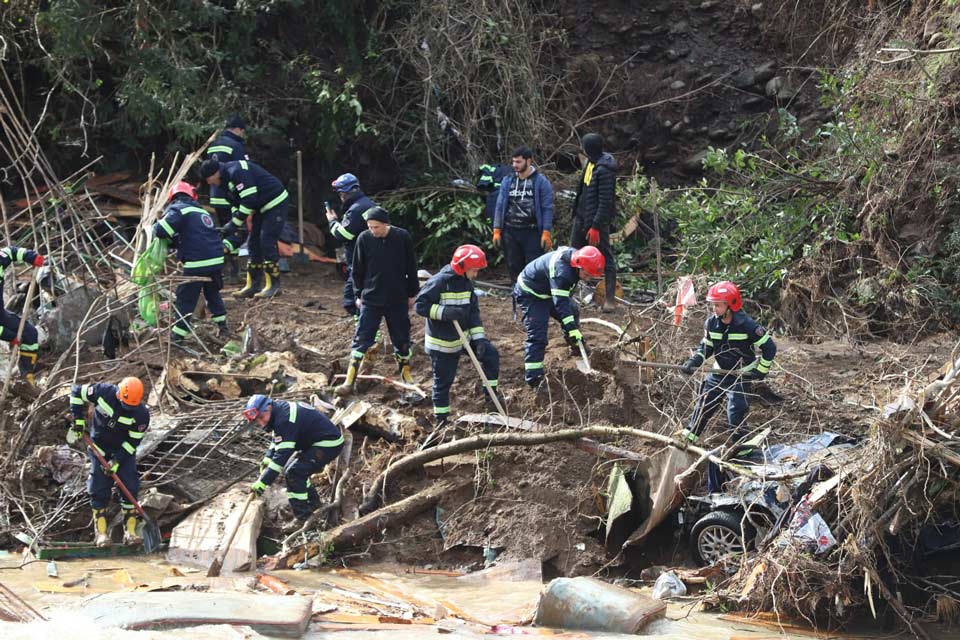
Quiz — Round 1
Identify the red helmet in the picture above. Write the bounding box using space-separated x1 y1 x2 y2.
168 181 197 203
570 246 605 278
706 281 743 312
451 244 488 275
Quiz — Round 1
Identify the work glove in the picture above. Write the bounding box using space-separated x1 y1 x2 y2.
540 230 553 251
440 305 469 323
679 359 697 375
741 369 765 381
105 458 120 475
250 480 267 496
586 228 601 246
9 338 19 347
492 229 501 248
471 338 490 359
66 420 83 445
32 255 44 267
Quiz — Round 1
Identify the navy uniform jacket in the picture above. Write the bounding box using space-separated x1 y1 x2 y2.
207 130 249 211
257 400 344 486
220 160 289 230
414 265 485 354
0 246 39 309
153 196 225 274
516 247 580 334
329 191 375 265
689 311 777 375
70 383 150 458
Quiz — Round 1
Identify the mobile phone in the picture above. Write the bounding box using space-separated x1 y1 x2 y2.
324 200 331 210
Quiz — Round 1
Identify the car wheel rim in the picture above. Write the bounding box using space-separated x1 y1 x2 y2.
699 525 745 564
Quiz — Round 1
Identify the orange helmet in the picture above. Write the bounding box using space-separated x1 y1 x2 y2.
168 181 197 203
706 281 743 312
570 246 605 278
117 377 144 405
451 244 487 275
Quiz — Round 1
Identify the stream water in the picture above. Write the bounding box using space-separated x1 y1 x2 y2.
0 552 919 639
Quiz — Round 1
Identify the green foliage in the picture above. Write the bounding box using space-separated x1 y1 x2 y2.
380 190 492 265
301 64 375 158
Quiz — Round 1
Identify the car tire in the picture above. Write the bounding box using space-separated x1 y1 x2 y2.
691 510 755 567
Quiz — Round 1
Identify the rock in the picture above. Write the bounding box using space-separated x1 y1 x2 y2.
753 60 777 83
669 80 686 90
669 21 689 35
708 128 730 141
732 69 757 89
666 48 689 62
751 3 763 16
682 150 709 174
635 44 654 56
698 0 717 9
765 76 785 97
671 121 683 134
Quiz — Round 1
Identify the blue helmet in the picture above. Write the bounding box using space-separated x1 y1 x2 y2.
243 394 272 422
331 173 360 193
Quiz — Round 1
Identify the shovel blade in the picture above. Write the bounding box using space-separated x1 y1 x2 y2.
142 519 162 554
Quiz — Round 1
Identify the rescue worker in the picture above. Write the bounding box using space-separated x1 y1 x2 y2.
335 207 420 397
415 245 500 429
0 245 44 384
679 280 777 493
476 162 511 224
245 394 344 530
570 133 618 312
206 115 250 283
67 377 150 547
153 181 228 344
198 157 289 299
514 245 605 388
492 146 555 283
325 173 376 318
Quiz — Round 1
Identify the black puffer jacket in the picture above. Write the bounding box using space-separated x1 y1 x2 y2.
573 152 617 229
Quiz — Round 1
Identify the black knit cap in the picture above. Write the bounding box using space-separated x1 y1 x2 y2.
582 133 604 161
363 206 390 224
199 158 221 179
225 114 246 130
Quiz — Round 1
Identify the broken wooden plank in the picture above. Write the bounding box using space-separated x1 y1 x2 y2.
167 486 263 573
72 592 313 637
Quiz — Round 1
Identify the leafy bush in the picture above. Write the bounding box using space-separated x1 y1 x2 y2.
380 189 493 267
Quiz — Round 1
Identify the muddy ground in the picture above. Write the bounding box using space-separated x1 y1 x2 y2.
5 259 954 577
233 262 954 576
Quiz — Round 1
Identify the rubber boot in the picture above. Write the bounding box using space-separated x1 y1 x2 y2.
255 261 281 299
18 351 37 385
92 507 111 548
122 507 142 545
234 262 263 298
335 356 363 397
396 357 424 404
602 274 617 313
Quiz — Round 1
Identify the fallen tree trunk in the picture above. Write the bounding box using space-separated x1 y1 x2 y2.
359 425 805 514
267 478 469 570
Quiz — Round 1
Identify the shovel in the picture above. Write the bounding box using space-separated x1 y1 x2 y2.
83 433 162 553
207 491 257 577
452 320 507 417
291 150 309 266
575 340 592 374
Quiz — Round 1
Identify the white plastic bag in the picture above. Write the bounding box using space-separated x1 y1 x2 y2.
652 571 687 599
793 513 837 554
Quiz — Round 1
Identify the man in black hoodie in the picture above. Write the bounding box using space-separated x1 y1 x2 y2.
335 206 420 398
570 133 618 312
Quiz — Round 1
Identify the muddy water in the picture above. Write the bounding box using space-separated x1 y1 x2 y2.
0 553 888 639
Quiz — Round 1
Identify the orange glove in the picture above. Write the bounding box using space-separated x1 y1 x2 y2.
492 228 502 248
540 230 552 250
586 227 601 246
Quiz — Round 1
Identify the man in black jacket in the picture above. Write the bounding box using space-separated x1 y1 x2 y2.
570 133 618 312
335 207 420 397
